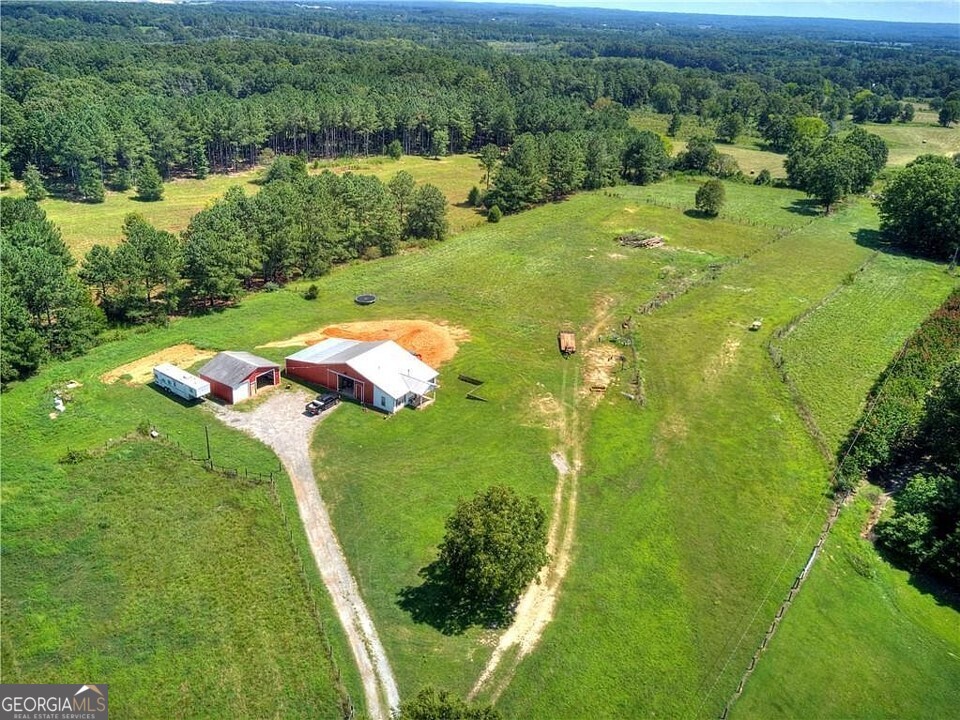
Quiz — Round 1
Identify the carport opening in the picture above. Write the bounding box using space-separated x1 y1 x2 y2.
256 370 275 390
338 374 356 397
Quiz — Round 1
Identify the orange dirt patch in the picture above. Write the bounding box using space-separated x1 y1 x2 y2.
581 344 622 394
100 344 215 385
258 320 470 368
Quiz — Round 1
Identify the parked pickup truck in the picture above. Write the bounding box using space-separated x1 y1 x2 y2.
305 392 340 416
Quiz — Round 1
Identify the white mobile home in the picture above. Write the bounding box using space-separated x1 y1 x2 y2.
153 363 211 401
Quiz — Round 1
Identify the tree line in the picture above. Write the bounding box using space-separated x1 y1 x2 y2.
837 290 960 590
2 2 958 200
0 165 448 386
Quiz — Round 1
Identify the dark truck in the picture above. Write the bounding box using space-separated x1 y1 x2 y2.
305 392 340 416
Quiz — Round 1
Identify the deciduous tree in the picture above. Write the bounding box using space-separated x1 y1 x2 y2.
695 179 725 216
438 485 549 607
621 130 670 185
878 155 960 258
406 183 448 241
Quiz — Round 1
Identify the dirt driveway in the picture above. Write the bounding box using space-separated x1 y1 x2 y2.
211 390 399 719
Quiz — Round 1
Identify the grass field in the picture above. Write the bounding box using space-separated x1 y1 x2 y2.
864 110 960 167
733 488 960 719
3 161 958 718
633 108 959 176
0 440 347 718
777 248 958 450
1 154 485 257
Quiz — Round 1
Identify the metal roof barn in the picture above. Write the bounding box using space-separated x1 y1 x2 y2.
285 339 438 413
198 351 280 404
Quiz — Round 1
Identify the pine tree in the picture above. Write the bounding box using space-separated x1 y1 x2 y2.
23 163 47 202
137 159 164 201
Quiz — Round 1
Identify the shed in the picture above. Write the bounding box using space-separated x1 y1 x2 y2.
153 363 211 401
285 338 438 413
198 351 280 404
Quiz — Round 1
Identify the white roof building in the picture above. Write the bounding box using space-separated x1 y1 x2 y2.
285 338 439 413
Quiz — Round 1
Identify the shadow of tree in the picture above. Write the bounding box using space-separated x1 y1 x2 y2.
851 228 922 259
397 560 513 636
783 198 821 216
682 208 714 219
873 542 960 613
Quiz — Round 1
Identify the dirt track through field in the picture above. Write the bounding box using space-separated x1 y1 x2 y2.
211 391 399 719
470 297 613 702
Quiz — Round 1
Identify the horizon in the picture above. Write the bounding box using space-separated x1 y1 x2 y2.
449 0 960 25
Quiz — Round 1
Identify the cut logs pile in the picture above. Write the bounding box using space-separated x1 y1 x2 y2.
617 232 665 248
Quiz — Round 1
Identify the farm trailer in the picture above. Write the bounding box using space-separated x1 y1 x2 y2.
153 363 211 401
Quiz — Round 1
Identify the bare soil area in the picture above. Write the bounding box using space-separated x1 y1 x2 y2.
258 319 469 368
100 344 214 385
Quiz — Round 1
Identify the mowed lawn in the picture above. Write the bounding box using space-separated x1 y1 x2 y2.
1 154 485 257
733 489 960 719
0 440 347 719
777 246 957 450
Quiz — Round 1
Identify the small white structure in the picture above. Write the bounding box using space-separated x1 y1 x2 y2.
153 363 211 401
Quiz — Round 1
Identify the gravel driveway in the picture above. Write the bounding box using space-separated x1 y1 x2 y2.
211 389 400 719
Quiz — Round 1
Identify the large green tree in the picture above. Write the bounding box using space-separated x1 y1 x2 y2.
22 163 46 202
136 159 164 201
878 155 960 258
478 143 500 189
1 198 103 383
695 179 725 216
545 132 586 199
438 485 549 607
621 130 670 185
406 183 448 242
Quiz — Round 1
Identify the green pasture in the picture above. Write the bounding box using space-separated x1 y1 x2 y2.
309 188 742 695
3 168 958 718
864 113 960 167
733 488 960 719
621 175 813 230
777 248 957 450
1 170 261 257
497 198 888 718
631 111 787 178
0 154 484 258
0 439 348 719
633 108 958 176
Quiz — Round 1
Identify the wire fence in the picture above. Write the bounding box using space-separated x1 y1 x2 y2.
66 426 356 720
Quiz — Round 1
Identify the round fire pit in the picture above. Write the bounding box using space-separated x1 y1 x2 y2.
355 294 377 306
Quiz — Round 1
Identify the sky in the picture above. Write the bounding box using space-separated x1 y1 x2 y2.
457 0 960 24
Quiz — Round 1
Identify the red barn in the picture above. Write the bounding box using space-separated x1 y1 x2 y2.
198 351 280 404
285 338 438 413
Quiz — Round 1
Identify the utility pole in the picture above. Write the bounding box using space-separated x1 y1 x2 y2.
204 425 211 465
